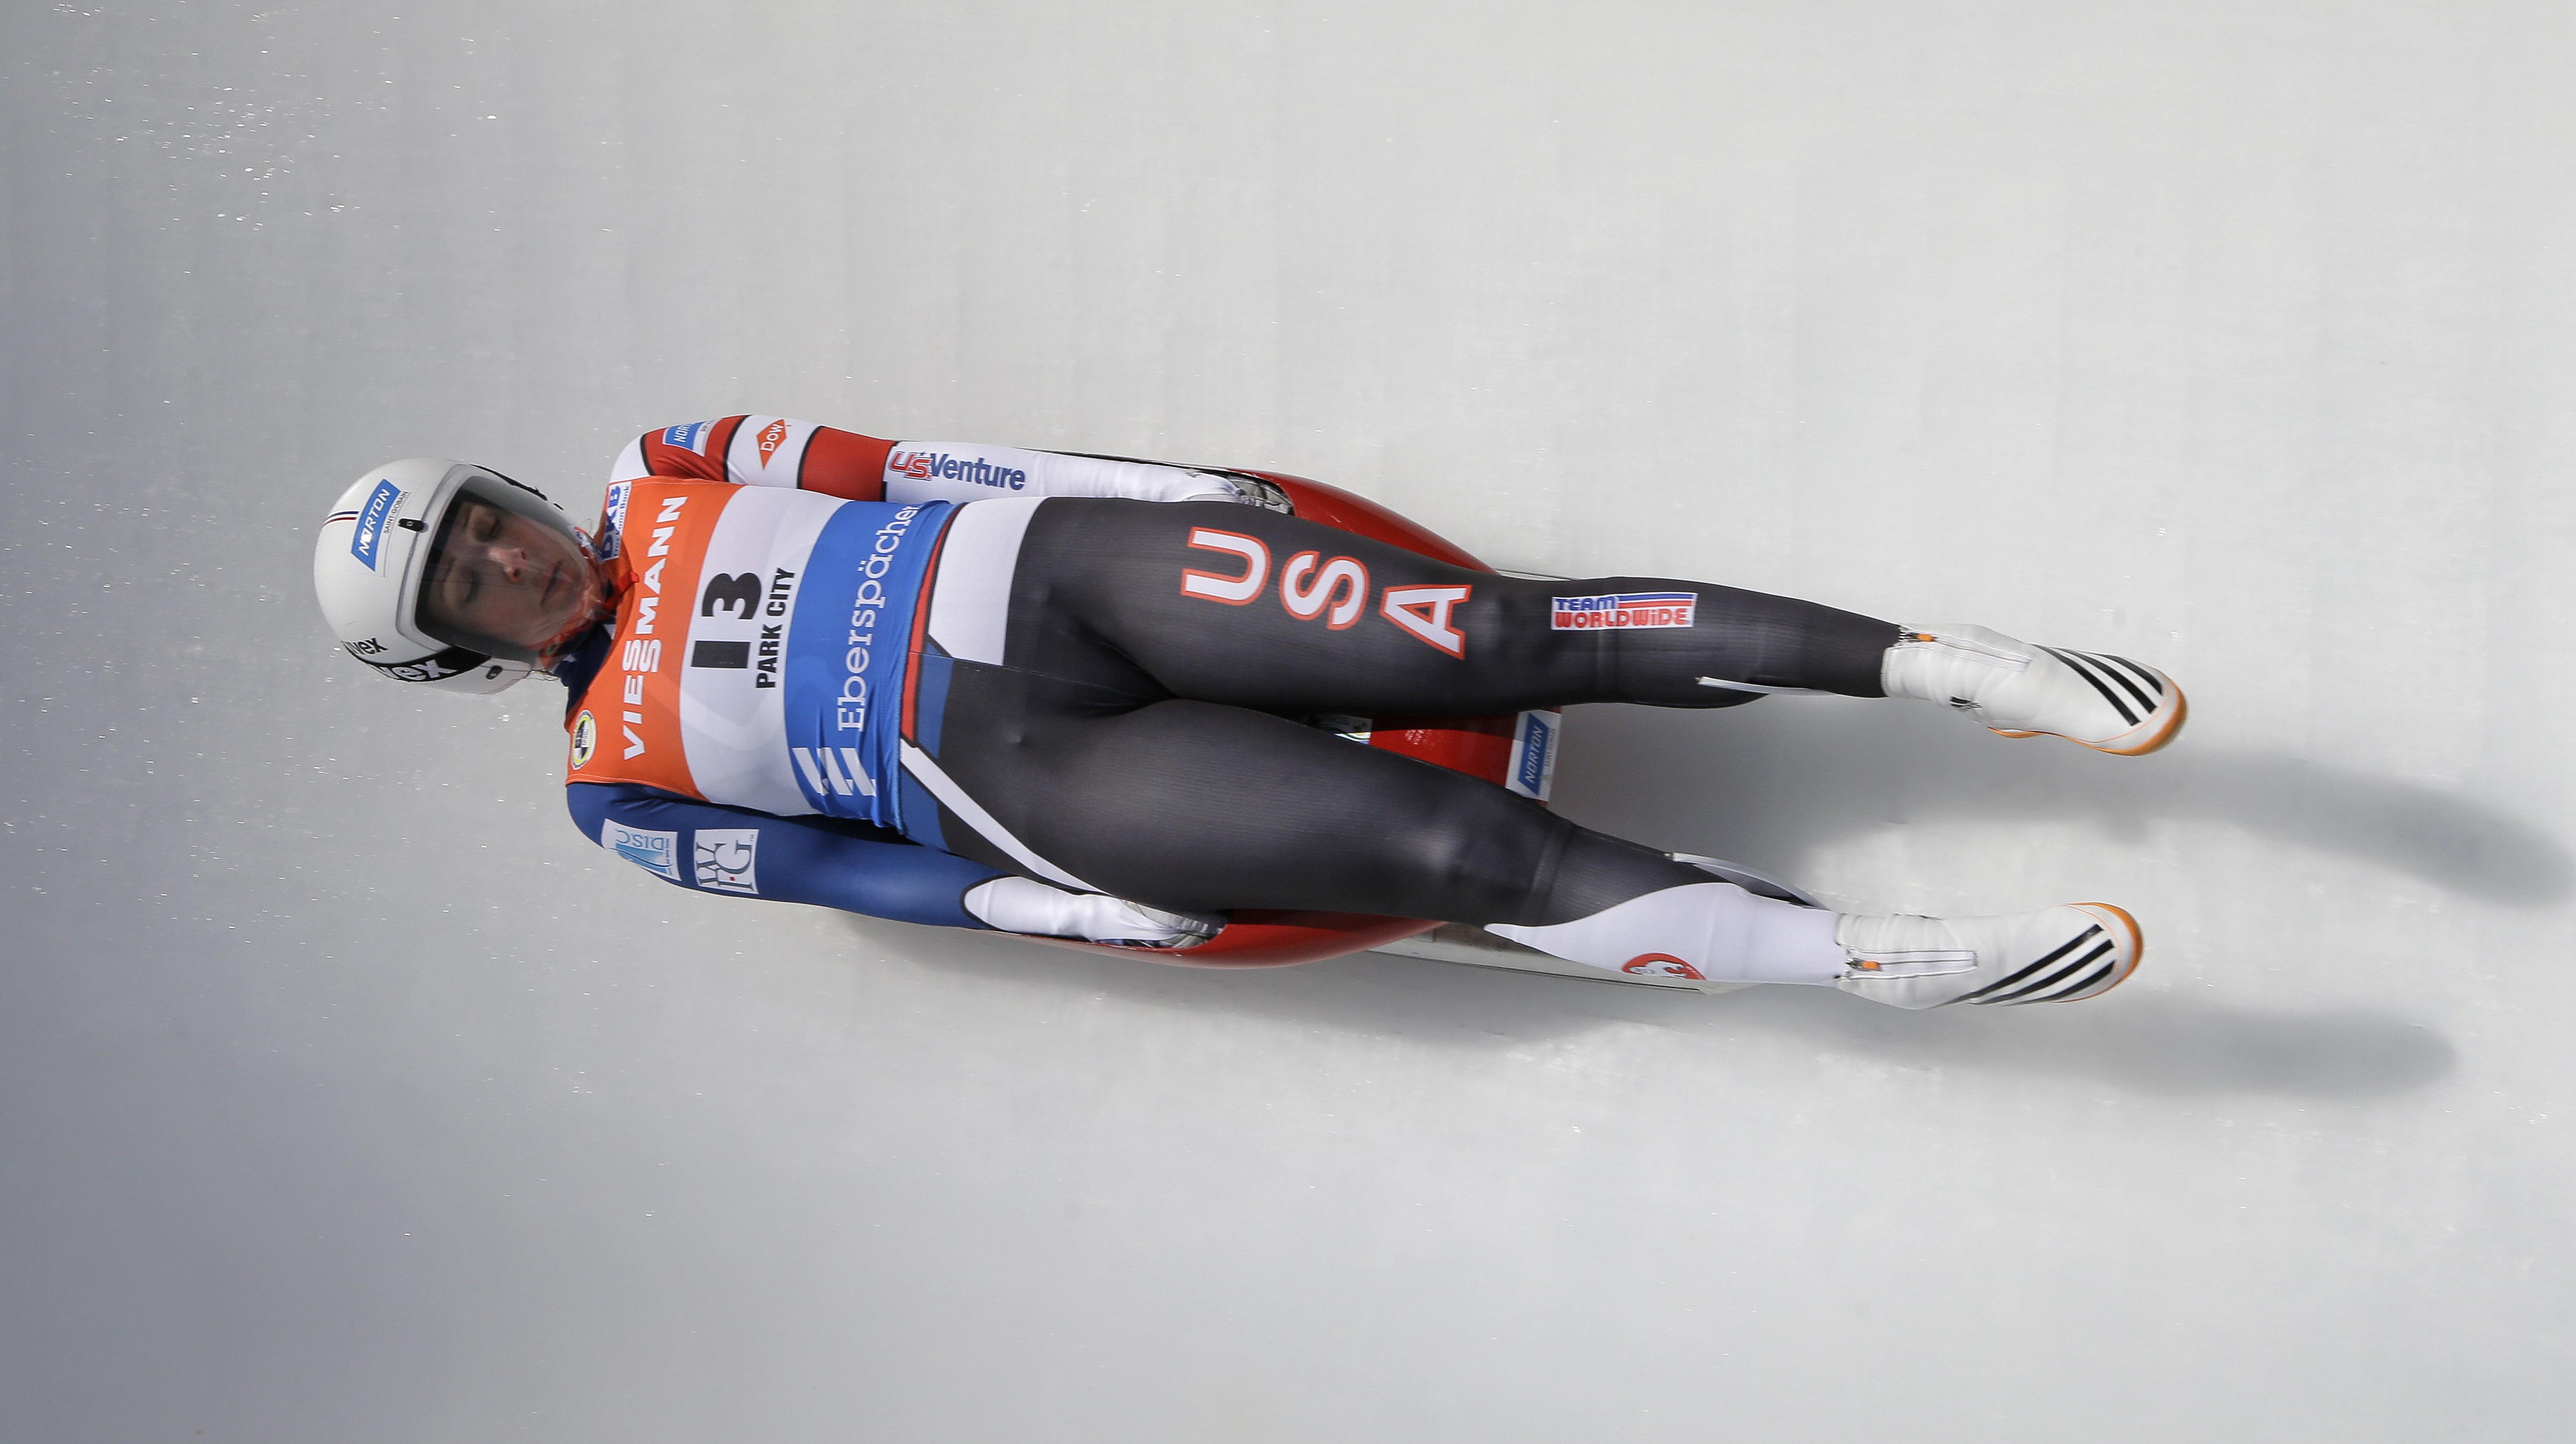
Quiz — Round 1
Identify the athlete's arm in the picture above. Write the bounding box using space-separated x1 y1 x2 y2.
952 876 1225 948
609 416 1280 507
608 417 896 499
566 781 1221 943
878 442 1270 508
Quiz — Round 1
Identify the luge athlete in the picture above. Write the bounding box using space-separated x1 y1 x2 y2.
311 416 2187 1009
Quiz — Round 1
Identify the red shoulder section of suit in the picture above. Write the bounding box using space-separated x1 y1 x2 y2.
634 416 894 500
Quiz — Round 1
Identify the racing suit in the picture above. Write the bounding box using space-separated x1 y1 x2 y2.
559 416 1898 951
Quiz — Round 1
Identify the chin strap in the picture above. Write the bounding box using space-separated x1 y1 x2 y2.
533 573 619 672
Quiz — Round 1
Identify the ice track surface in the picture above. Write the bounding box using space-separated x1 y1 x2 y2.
5 3 2574 1441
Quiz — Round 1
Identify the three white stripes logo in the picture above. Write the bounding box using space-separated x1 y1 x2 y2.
793 746 877 798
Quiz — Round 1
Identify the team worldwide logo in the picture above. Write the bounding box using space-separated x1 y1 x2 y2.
1552 591 1697 631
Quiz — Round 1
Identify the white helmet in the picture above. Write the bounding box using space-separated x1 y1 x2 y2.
313 457 590 694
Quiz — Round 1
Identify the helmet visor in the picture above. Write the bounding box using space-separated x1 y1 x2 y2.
414 470 597 664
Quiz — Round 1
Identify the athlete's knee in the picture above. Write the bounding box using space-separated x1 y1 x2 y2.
1383 792 1561 917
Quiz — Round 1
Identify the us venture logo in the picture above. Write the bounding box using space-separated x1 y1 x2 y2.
890 450 1027 490
348 479 402 569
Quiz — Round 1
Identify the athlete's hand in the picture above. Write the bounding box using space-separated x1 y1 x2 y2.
1110 901 1228 949
962 877 1229 948
1180 471 1292 512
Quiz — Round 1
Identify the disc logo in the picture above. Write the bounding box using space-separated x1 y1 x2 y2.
601 820 680 881
569 710 597 769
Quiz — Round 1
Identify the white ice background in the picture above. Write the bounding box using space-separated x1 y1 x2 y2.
3 2 2572 1440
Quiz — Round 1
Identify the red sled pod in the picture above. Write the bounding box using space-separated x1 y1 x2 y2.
1026 471 1561 968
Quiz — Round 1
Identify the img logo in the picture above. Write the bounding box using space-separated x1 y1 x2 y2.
692 828 760 895
348 479 402 570
569 710 597 769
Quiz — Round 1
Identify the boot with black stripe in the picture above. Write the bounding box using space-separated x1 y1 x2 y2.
1833 904 2142 1009
1883 624 2186 756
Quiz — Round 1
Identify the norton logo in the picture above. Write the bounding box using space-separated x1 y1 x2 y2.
756 418 791 468
569 710 598 769
1516 712 1553 794
348 479 402 570
1621 953 1707 981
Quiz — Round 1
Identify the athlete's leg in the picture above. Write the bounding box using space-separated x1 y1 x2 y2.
1011 499 2185 752
902 499 2153 1006
1006 499 1896 714
913 662 2136 1006
914 655 1849 974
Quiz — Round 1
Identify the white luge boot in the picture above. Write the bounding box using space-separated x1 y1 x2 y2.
1883 625 2187 756
1833 903 2142 1009
1488 882 1848 985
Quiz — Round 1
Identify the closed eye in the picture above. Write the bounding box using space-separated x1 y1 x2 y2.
438 556 478 614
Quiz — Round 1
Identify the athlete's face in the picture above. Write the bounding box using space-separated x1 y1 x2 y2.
420 496 598 653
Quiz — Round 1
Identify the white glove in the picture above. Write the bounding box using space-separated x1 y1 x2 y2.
962 877 1227 949
1182 471 1293 511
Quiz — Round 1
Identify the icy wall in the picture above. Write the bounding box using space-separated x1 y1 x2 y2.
4 3 2572 1440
